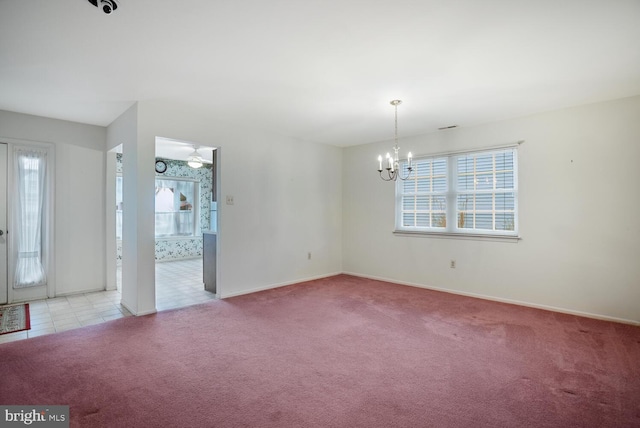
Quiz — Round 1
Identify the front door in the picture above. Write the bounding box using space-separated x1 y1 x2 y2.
0 143 8 304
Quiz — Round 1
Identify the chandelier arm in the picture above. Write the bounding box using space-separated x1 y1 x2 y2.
398 169 413 180
397 165 413 181
379 170 395 181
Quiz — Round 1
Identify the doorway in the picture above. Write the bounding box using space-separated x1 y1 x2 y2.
153 137 217 309
109 139 218 313
0 142 53 304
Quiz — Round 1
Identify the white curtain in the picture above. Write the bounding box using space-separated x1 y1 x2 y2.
13 148 47 288
154 180 195 237
174 180 194 235
155 186 176 236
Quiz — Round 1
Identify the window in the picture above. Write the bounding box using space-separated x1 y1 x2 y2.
396 147 518 237
115 176 198 239
14 148 48 288
154 178 197 237
399 157 447 229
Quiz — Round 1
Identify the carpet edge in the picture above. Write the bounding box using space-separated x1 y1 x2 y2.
220 271 343 299
343 271 640 326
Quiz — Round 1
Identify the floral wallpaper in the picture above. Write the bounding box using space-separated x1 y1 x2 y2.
116 154 213 261
155 238 204 260
116 238 205 262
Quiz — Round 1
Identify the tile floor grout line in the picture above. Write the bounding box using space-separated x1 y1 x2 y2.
1 259 212 344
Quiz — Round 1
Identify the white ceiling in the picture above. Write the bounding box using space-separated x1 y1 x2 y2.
1 0 639 147
155 137 214 163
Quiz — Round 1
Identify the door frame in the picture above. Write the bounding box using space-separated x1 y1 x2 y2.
3 139 56 304
0 143 7 304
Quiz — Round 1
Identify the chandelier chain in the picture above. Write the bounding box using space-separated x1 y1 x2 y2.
394 103 398 149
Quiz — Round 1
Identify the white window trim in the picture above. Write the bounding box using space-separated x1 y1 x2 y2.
394 142 521 241
392 230 521 242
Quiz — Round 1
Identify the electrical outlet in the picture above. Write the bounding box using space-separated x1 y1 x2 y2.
307 252 312 260
450 260 456 269
226 195 234 205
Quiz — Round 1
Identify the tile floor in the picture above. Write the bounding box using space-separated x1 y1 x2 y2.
154 258 216 311
0 258 215 344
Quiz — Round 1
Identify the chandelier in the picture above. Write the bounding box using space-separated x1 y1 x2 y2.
378 100 413 181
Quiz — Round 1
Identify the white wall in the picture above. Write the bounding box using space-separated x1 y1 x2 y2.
0 110 105 151
138 100 343 298
0 110 107 296
105 104 138 300
5 95 637 323
106 103 137 152
106 104 157 315
342 96 640 324
55 144 105 294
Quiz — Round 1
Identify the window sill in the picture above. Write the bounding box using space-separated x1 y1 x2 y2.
393 230 520 243
155 235 201 241
116 236 202 242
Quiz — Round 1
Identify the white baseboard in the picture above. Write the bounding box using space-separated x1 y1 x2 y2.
54 287 108 297
342 271 640 326
120 299 157 317
155 256 201 263
220 272 343 299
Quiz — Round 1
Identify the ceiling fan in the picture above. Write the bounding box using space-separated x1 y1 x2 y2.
187 146 213 169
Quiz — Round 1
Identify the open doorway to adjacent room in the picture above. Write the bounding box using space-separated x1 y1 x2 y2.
111 137 218 312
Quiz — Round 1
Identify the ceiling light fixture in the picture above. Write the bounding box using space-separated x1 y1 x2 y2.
187 146 204 169
88 0 119 14
378 100 412 181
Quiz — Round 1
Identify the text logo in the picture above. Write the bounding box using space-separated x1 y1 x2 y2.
0 406 69 428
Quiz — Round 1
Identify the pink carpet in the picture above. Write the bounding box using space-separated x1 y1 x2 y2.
1 275 639 427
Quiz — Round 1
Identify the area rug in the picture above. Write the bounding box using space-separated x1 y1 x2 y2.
0 303 30 335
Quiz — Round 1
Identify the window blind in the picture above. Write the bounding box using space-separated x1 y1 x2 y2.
396 147 518 237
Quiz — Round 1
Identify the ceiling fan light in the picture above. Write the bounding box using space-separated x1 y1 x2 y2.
187 148 204 168
187 157 203 168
